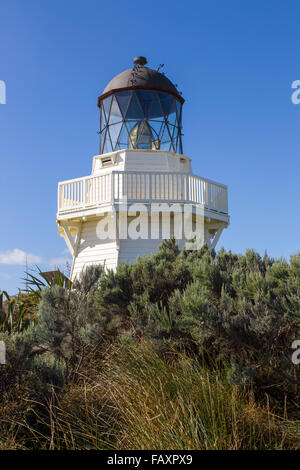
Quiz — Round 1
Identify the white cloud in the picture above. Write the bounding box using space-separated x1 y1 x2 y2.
0 248 72 273
48 249 72 269
0 249 43 265
48 256 72 268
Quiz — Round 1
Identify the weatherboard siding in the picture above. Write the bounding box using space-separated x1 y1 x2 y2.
71 219 118 279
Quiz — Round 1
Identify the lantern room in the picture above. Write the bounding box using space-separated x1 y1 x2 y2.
97 57 184 154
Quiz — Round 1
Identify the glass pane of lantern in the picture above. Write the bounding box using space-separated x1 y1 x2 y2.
126 91 144 120
118 124 130 148
109 122 123 146
102 96 112 122
116 91 132 118
125 121 137 148
168 123 177 142
158 121 167 140
170 139 176 153
168 98 176 116
160 141 171 151
167 98 177 125
125 120 138 133
169 126 177 152
100 107 107 129
107 141 114 153
158 93 173 117
136 91 157 119
109 96 123 125
148 120 164 140
103 128 113 153
160 125 171 144
149 92 164 119
175 100 181 122
167 111 177 127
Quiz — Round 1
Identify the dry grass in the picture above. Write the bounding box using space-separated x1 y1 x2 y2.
23 341 300 450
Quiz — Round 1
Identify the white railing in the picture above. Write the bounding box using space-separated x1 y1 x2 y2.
58 171 228 214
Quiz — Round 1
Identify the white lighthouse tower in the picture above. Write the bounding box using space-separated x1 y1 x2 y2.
57 57 229 280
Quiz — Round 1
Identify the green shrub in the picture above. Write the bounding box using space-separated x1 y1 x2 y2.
1 243 300 449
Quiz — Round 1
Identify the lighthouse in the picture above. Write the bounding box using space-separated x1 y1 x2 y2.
57 57 229 280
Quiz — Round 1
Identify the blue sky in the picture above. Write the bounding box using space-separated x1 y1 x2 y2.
0 0 299 294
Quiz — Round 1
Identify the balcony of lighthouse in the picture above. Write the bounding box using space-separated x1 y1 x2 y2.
56 149 229 225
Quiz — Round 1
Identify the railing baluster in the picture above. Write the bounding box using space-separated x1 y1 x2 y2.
111 172 114 203
157 175 160 200
136 174 138 200
153 175 155 200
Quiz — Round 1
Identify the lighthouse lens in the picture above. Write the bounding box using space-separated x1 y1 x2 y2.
128 121 156 150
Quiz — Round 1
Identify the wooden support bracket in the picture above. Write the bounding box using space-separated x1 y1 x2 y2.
210 225 225 250
61 221 75 256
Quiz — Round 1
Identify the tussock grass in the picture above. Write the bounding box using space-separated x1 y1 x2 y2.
32 342 300 450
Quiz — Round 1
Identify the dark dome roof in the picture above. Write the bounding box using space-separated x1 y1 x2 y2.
98 57 184 106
